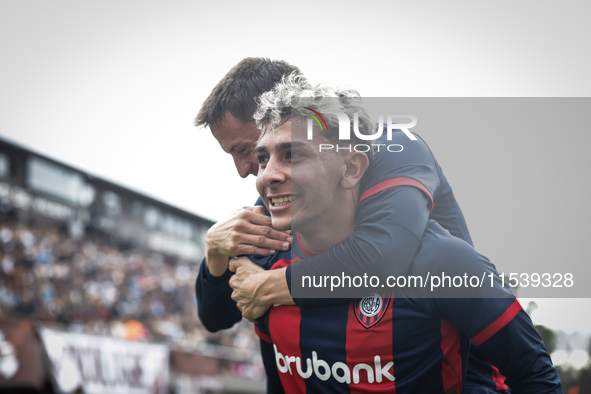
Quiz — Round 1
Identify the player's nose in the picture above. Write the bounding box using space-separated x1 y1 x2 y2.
261 156 288 187
233 157 254 179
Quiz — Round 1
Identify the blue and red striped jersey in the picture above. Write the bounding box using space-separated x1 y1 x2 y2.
254 221 561 393
196 130 553 392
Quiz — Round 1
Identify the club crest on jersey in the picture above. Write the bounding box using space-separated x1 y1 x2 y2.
354 292 391 329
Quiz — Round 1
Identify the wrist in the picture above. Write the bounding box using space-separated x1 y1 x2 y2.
258 268 295 306
206 250 229 277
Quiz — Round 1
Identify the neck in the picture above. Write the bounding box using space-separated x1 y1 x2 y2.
298 187 358 253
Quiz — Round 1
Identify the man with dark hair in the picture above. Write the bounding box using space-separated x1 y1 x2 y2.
195 57 301 179
195 57 511 392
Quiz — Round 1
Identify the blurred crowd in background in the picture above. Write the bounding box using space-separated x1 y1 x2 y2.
0 219 264 379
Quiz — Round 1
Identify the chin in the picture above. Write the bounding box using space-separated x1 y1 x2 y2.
271 219 291 232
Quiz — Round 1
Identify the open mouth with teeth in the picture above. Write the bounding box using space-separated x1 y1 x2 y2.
270 195 300 207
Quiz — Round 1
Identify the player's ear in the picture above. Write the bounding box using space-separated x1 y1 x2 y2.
341 152 369 190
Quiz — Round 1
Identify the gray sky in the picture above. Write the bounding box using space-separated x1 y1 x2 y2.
1 0 590 344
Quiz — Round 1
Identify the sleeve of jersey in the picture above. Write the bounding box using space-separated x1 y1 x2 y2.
255 196 270 214
477 310 562 393
418 236 561 393
360 131 440 205
195 251 274 332
195 259 241 332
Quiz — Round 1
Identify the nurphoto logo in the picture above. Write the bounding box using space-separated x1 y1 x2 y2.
304 109 418 153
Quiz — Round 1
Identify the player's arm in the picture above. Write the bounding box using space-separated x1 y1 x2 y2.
229 257 293 322
195 252 278 331
195 260 241 332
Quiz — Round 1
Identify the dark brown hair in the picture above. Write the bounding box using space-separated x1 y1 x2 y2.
195 57 301 129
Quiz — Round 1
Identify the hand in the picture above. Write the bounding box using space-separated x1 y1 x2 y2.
205 206 292 276
229 256 278 322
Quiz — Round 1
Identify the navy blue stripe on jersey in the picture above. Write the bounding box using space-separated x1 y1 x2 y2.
261 339 286 394
388 298 465 393
255 326 271 343
300 303 350 394
472 299 522 345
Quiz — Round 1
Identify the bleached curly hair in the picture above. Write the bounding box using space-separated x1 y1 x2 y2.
254 73 376 161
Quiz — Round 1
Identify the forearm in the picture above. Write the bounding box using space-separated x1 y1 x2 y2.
206 250 230 277
289 187 428 306
195 258 241 332
228 264 294 321
256 268 294 306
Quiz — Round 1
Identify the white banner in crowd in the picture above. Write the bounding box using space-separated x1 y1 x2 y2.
39 328 169 394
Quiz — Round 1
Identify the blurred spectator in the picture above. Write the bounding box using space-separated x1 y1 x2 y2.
0 222 262 376
123 319 147 341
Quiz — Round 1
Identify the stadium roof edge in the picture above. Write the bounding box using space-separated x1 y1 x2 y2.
0 133 215 226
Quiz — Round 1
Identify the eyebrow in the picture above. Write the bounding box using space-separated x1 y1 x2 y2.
229 142 249 154
285 141 307 149
254 141 306 154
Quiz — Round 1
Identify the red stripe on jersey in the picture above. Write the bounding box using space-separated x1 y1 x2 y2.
358 177 434 212
270 257 302 270
268 257 306 392
485 357 509 391
269 306 305 394
471 299 522 346
255 257 301 378
440 319 462 393
346 302 396 393
255 326 271 343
